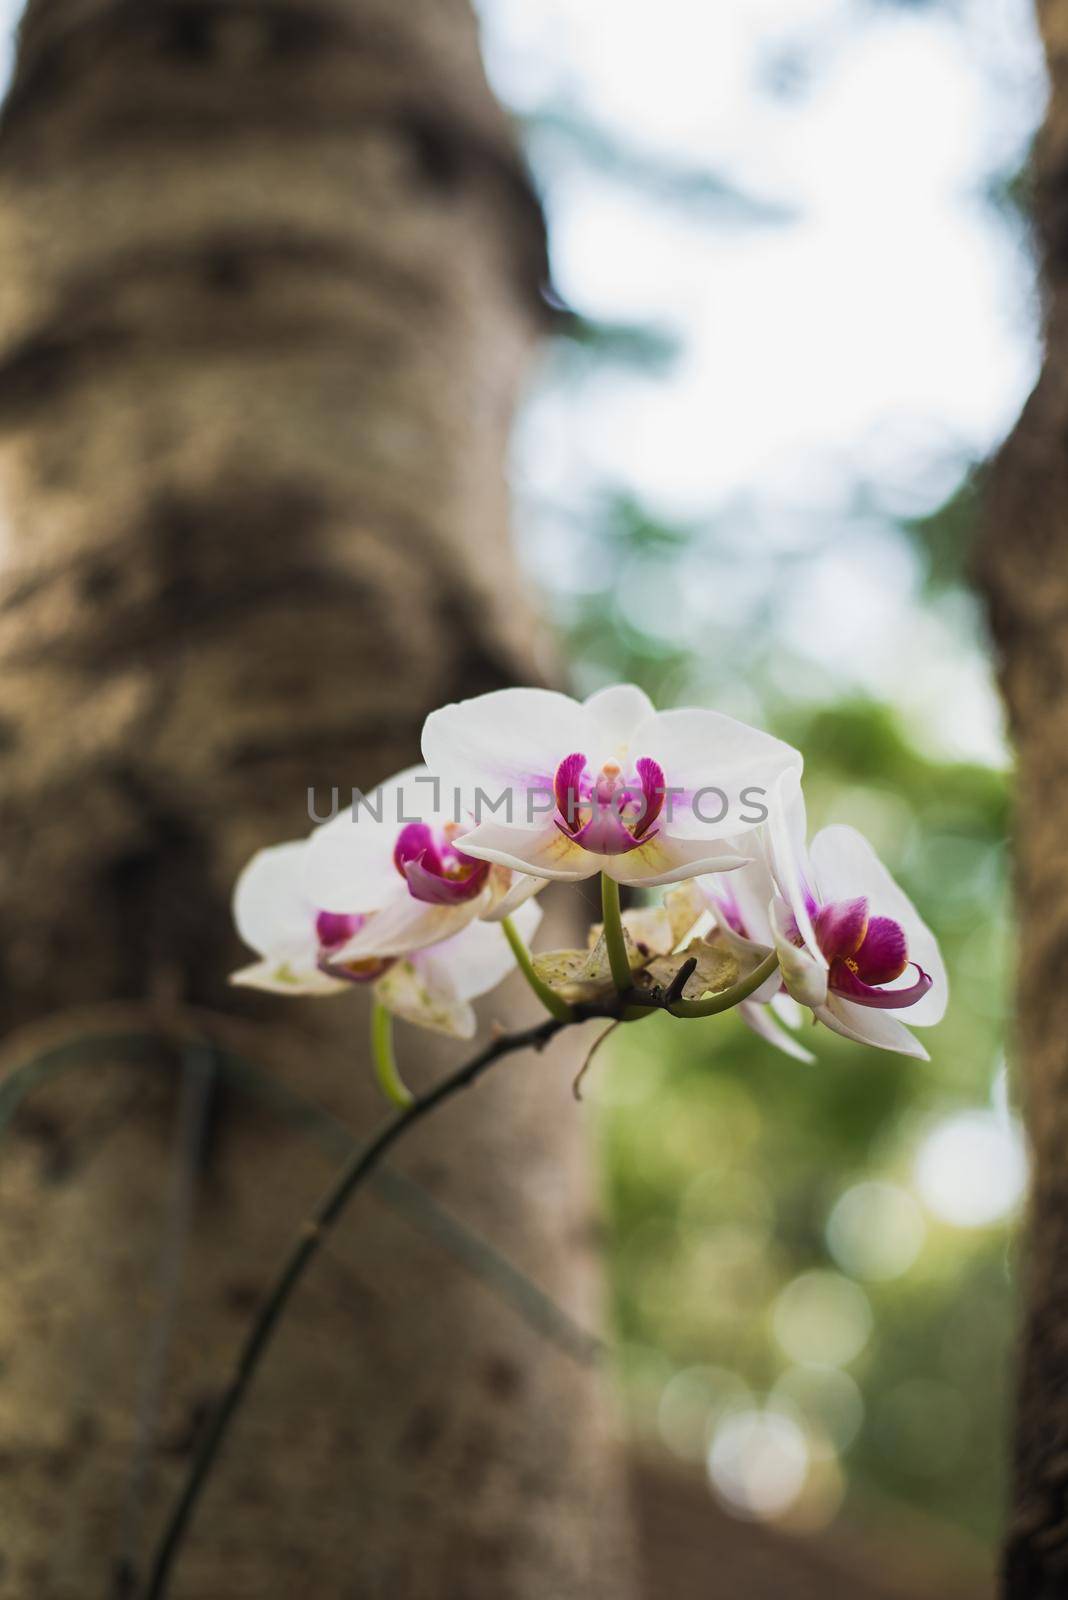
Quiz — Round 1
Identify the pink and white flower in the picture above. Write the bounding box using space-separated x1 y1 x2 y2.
231 834 541 1037
764 776 947 1059
303 765 544 961
421 683 802 888
232 839 384 997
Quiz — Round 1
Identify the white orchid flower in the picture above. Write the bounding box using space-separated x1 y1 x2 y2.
230 834 541 1037
303 764 545 962
231 840 380 996
421 683 802 888
763 774 947 1059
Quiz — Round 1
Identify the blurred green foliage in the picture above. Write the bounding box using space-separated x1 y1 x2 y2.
525 354 1015 1542
505 0 1023 1545
593 695 1012 1538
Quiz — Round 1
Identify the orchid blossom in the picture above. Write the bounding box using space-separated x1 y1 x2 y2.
231 834 541 1039
195 682 955 1600
421 684 802 888
230 692 947 1072
763 776 947 1059
302 764 545 958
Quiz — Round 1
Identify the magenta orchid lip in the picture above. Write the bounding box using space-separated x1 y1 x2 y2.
392 821 490 905
552 751 666 855
811 897 932 1011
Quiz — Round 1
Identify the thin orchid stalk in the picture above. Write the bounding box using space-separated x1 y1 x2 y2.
501 914 573 1022
141 938 787 1596
667 948 779 1019
600 874 632 992
141 1014 566 1600
370 999 412 1108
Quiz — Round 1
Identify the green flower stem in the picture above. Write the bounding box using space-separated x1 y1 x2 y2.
501 915 574 1022
667 948 780 1019
600 874 633 993
142 1012 567 1600
371 1000 413 1109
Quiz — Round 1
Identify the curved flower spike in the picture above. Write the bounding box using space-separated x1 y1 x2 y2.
230 836 541 1037
422 683 802 888
764 774 947 1059
669 874 815 1063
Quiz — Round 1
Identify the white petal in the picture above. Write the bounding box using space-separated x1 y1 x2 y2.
662 881 710 946
414 897 542 1004
764 768 821 961
459 820 598 881
740 1000 816 1064
481 871 550 922
230 956 346 997
632 707 803 841
770 896 828 1007
618 906 679 957
809 825 947 1026
421 689 587 824
374 961 477 1038
305 764 439 913
233 841 316 960
332 890 483 960
580 683 656 761
817 995 929 1060
700 851 776 946
771 992 806 1030
607 835 750 889
749 950 782 1006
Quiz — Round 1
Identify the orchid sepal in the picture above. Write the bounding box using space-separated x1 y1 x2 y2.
770 895 830 1009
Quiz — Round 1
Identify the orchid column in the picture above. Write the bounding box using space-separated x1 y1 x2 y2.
0 3 635 1596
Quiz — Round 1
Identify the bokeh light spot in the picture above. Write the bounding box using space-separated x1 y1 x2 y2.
773 1270 873 1368
707 1408 810 1521
770 1365 864 1456
913 1109 1027 1227
657 1365 752 1463
826 1180 926 1281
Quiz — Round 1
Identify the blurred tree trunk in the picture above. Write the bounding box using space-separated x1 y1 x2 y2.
0 3 634 1597
978 3 1068 1593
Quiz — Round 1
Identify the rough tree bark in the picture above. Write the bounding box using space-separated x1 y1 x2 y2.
0 3 635 1596
977 4 1068 1594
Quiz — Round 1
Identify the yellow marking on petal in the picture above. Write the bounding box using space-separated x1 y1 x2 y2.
340 955 393 981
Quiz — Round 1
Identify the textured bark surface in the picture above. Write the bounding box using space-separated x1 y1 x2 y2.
0 3 635 1596
977 3 1068 1593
